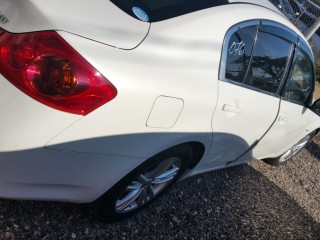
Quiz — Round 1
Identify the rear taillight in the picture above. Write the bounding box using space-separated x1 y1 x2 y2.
0 29 117 115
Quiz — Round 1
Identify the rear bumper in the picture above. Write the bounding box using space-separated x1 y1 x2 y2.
0 148 145 203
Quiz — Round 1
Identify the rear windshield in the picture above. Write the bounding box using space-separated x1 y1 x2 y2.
111 0 229 22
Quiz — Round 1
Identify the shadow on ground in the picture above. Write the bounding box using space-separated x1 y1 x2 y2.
0 164 319 239
306 140 320 161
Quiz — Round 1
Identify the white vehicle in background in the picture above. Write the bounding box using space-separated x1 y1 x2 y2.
0 0 320 222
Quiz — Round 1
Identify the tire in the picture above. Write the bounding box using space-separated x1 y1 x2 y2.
93 144 193 222
263 132 315 166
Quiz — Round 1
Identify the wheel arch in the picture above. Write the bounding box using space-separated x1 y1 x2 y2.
187 141 206 169
169 141 206 170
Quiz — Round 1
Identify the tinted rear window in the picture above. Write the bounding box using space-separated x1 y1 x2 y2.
243 31 292 93
222 21 296 95
225 26 257 82
111 0 229 22
282 47 314 105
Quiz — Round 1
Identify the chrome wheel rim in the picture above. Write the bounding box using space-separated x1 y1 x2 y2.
115 157 181 213
279 149 292 163
291 135 310 156
279 135 310 163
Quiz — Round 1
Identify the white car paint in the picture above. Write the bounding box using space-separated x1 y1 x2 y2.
252 100 320 159
0 1 319 205
229 0 282 13
0 0 149 49
146 96 184 129
208 80 280 164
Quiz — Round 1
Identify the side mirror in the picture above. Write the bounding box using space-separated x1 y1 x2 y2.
311 99 320 116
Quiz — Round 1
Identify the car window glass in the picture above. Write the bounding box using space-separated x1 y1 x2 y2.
225 26 257 82
243 31 292 93
282 47 313 105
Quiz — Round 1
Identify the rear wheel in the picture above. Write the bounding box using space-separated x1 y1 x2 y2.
263 132 314 166
94 144 192 222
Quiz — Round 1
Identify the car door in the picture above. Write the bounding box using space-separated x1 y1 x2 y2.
205 20 297 166
252 40 316 159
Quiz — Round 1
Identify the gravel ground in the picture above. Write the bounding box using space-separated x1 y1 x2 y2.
0 137 319 239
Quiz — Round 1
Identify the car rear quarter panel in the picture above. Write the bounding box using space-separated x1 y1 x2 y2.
46 8 226 158
47 4 303 163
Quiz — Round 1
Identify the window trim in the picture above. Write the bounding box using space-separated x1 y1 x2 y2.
261 20 299 44
219 20 299 98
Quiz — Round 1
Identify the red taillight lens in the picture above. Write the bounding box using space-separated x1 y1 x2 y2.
0 29 117 115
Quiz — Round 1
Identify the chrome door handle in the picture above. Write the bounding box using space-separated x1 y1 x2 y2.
222 104 242 113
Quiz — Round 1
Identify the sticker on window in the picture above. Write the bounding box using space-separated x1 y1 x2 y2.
229 41 245 56
132 7 149 22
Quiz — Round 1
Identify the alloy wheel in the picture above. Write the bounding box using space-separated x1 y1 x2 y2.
115 157 182 213
279 134 311 163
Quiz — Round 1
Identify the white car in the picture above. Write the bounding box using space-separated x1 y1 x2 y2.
0 0 320 222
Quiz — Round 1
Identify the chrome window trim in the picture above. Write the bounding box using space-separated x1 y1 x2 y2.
219 19 299 98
